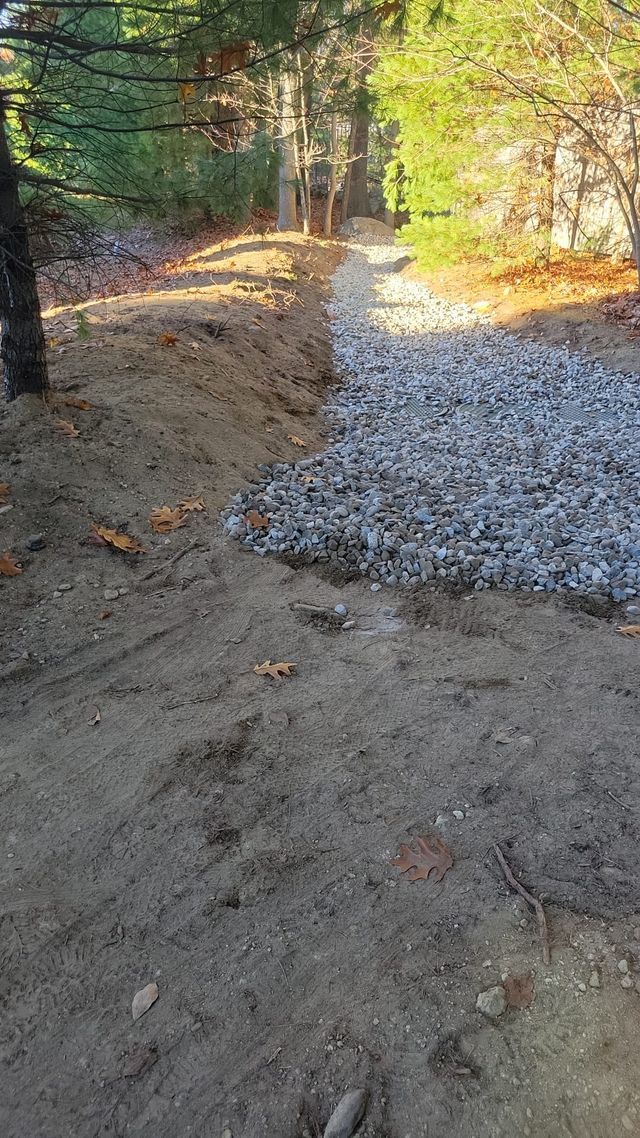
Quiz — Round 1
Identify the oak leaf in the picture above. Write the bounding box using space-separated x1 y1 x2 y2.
55 418 80 437
0 551 23 576
287 434 306 447
244 509 269 528
504 972 534 1009
391 835 453 883
0 483 10 503
616 625 640 638
89 524 147 553
178 495 206 512
149 506 188 534
254 660 296 679
159 331 178 346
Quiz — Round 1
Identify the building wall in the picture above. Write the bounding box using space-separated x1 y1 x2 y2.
552 144 631 256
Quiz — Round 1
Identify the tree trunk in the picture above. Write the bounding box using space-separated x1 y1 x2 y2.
0 109 48 401
324 112 338 237
536 141 557 267
276 69 299 232
342 109 371 221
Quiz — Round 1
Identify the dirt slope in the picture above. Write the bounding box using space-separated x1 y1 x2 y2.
2 232 640 1138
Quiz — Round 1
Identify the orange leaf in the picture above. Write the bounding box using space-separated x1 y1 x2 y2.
244 509 269 528
254 660 296 679
287 434 306 447
0 551 23 576
616 625 640 638
391 835 453 883
159 332 178 346
0 483 10 503
149 506 188 534
98 609 112 620
55 419 79 437
89 523 147 554
57 394 93 411
177 495 206 512
504 972 535 1009
178 82 196 103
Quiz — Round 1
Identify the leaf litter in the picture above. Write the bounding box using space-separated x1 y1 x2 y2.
89 524 147 554
254 660 296 679
244 509 269 528
54 419 80 438
391 835 454 883
617 625 640 638
0 552 23 577
149 506 188 534
504 972 535 1009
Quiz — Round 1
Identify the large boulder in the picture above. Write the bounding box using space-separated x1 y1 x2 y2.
339 216 395 238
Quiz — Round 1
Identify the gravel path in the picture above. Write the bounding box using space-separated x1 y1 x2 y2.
223 237 640 600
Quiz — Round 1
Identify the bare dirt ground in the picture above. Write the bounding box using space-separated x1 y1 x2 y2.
2 232 640 1138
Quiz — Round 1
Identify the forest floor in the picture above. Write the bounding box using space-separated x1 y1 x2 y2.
2 229 640 1138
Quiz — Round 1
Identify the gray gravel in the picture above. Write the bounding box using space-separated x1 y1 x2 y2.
222 237 640 599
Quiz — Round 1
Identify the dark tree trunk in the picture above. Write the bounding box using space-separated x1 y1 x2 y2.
342 109 371 220
0 108 48 401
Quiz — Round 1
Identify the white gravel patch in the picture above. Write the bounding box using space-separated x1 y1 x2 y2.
223 237 640 599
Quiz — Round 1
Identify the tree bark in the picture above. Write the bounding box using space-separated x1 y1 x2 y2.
276 68 299 232
324 111 338 237
536 141 557 267
342 108 371 220
0 108 48 401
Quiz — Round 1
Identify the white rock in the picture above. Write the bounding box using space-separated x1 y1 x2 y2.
476 986 507 1018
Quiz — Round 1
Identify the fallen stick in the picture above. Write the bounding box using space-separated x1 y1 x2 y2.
141 538 201 581
494 844 551 965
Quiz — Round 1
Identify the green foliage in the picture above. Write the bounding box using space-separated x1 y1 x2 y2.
400 214 491 268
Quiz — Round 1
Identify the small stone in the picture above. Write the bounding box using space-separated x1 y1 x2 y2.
104 588 120 602
576 981 587 993
626 605 640 616
475 986 507 1018
342 619 356 630
588 970 600 989
452 809 465 820
370 583 382 592
323 1089 368 1138
618 958 630 975
25 533 45 551
118 586 129 596
435 814 447 826
58 583 72 591
621 1115 634 1133
222 1130 233 1138
621 974 634 989
52 590 62 599
334 603 348 617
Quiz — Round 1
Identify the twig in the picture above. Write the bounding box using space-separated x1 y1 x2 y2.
165 692 219 711
494 844 551 965
605 788 632 811
141 538 201 581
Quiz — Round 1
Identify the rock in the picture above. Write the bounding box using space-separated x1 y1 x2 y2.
339 216 395 237
617 958 630 974
435 814 447 826
342 620 356 630
476 986 507 1018
621 974 634 989
370 582 382 592
335 603 348 617
104 588 120 602
588 970 601 989
58 582 72 591
452 809 465 820
576 981 587 993
52 590 62 599
391 255 413 273
25 533 45 551
323 1088 369 1138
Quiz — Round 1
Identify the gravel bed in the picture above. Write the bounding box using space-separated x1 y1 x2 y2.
222 237 640 599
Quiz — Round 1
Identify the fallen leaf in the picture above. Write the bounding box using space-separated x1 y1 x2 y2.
54 418 80 437
0 551 23 576
123 1045 158 1078
616 625 640 638
149 505 188 534
265 426 273 433
254 660 296 679
47 336 62 348
0 483 10 503
244 509 269 528
132 981 158 1022
177 495 206 512
159 331 178 346
88 707 101 726
178 81 196 102
89 524 147 554
391 835 454 883
57 394 93 410
301 475 317 483
504 972 534 1009
287 434 306 447
99 609 112 620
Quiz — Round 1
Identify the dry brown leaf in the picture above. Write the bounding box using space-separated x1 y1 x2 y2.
178 494 206 513
99 609 112 620
287 434 306 447
131 981 158 1021
504 972 535 1009
47 336 62 348
123 1045 159 1078
0 551 23 576
54 418 80 438
616 625 640 638
391 835 453 884
149 505 188 534
89 524 147 554
301 475 317 483
159 331 178 346
57 394 93 411
244 509 269 529
254 660 296 679
0 483 10 503
88 707 101 726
